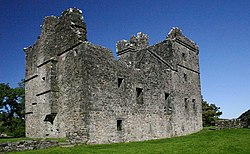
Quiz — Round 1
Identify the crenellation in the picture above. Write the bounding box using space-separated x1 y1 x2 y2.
116 40 134 53
25 8 203 144
116 32 149 54
130 32 149 50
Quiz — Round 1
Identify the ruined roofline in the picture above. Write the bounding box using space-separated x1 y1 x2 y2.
116 32 149 54
167 27 199 52
116 27 199 55
23 8 198 58
23 7 86 52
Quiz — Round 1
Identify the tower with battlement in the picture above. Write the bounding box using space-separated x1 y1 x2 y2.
24 8 202 144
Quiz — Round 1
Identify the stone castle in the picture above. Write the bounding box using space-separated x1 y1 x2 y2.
24 8 202 144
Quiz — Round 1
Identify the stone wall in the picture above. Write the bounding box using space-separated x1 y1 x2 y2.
0 140 58 153
216 119 247 129
24 8 87 138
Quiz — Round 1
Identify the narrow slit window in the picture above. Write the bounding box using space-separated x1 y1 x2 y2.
165 93 170 100
184 73 187 82
118 78 124 88
136 88 143 97
117 120 122 131
184 98 188 109
192 99 196 110
25 112 33 115
165 93 172 115
182 53 186 60
136 87 143 104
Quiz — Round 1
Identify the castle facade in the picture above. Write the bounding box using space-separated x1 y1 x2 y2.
24 8 202 144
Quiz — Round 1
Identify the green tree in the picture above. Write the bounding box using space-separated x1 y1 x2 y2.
0 80 25 137
202 98 222 127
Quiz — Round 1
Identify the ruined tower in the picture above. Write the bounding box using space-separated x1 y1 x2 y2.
24 8 202 144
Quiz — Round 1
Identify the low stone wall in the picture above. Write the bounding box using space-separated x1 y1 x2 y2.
66 130 88 144
0 140 58 153
216 119 246 129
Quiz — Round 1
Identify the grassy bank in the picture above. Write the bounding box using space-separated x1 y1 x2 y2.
0 137 66 143
9 128 250 154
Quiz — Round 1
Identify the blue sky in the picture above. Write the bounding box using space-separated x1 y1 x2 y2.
0 0 249 119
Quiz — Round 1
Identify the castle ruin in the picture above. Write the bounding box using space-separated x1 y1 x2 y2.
24 8 202 144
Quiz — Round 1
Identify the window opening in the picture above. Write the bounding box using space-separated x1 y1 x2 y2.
42 77 45 81
117 120 122 131
118 78 124 88
165 93 172 114
184 98 188 109
136 87 143 104
165 93 170 100
44 113 57 124
184 73 187 82
25 112 33 115
136 88 143 97
182 52 187 61
192 99 196 110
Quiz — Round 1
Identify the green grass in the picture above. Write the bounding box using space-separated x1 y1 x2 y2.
0 137 66 143
9 128 250 154
0 137 31 143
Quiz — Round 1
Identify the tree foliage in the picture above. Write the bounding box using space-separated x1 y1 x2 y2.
202 98 222 126
0 80 25 137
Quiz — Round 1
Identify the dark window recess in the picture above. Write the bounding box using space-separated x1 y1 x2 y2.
42 77 45 81
118 78 124 88
165 93 172 115
184 98 188 109
25 112 33 115
117 120 122 131
192 99 196 110
136 88 143 97
44 113 57 124
136 87 143 104
184 73 187 81
165 93 170 100
32 103 37 105
182 53 186 60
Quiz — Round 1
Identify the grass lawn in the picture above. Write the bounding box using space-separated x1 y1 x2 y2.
9 128 250 154
0 137 66 143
